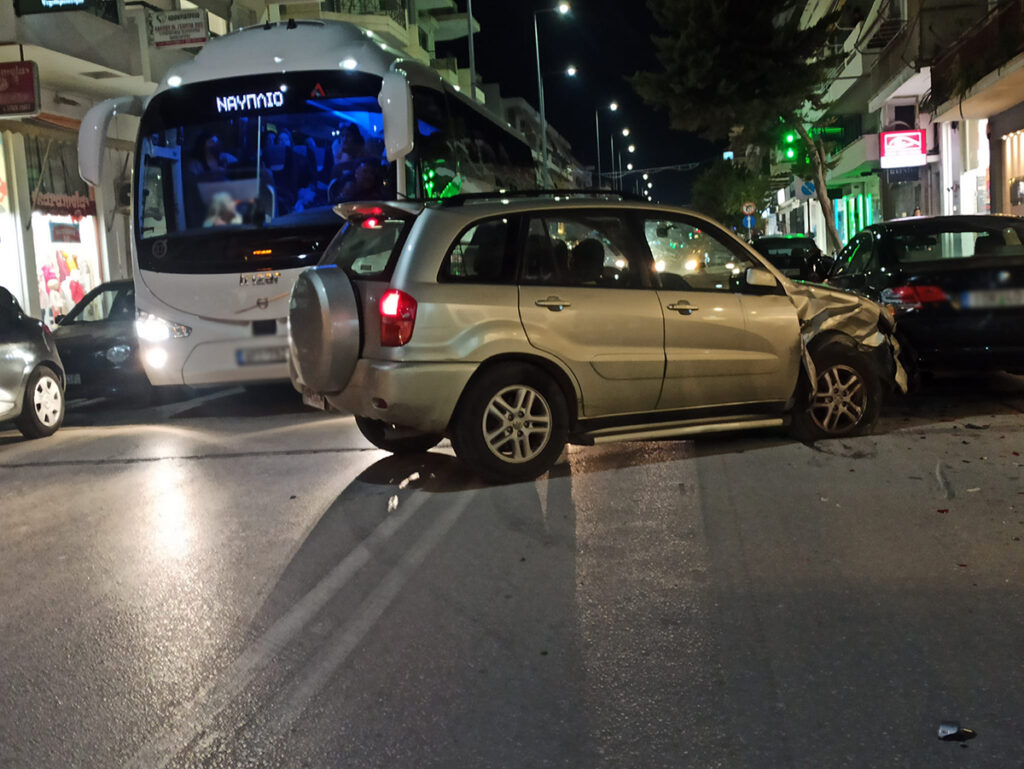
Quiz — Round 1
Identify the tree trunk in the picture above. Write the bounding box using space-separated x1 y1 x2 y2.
793 121 842 254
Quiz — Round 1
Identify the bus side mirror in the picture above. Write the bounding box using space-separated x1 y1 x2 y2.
78 96 144 187
379 70 414 163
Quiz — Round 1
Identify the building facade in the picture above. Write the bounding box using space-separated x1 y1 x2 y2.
0 0 583 319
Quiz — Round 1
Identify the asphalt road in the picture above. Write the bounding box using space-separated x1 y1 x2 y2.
1 375 1023 768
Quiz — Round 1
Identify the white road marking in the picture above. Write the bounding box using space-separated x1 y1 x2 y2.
259 493 470 742
125 485 431 769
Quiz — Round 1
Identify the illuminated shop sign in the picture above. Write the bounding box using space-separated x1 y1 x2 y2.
216 91 285 114
13 0 119 23
0 61 41 117
880 130 927 169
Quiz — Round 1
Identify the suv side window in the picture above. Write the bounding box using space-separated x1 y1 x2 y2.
439 216 515 283
832 232 878 277
520 213 644 288
643 217 759 292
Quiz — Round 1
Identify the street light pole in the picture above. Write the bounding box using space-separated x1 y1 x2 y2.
533 12 550 188
594 109 601 188
608 133 615 190
467 0 476 99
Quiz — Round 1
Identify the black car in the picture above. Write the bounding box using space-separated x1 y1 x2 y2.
0 285 65 438
53 280 150 400
826 215 1024 377
752 234 829 281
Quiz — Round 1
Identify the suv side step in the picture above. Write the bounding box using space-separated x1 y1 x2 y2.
573 416 786 445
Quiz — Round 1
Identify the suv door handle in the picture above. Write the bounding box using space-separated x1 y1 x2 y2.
535 296 571 311
666 301 699 315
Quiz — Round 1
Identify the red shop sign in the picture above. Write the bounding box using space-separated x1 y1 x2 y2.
880 129 927 169
0 60 41 117
32 190 97 218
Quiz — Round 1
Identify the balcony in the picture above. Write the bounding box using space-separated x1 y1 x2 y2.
929 0 1024 115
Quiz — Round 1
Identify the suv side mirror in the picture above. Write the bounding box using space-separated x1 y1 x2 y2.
746 267 777 288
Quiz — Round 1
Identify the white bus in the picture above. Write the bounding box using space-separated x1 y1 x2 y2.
78 19 536 387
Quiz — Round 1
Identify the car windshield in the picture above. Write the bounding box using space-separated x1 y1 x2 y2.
61 285 134 324
138 71 395 240
891 224 1024 262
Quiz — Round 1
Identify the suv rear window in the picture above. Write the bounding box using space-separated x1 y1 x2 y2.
318 216 411 277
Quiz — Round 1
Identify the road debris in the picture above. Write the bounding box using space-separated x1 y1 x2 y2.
938 722 977 742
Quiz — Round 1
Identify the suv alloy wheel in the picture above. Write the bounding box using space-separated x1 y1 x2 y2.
452 363 569 483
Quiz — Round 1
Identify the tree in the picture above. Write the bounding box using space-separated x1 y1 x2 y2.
632 0 845 252
690 160 767 230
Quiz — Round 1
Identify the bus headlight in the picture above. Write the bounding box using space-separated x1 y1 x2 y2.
145 347 169 369
136 311 191 342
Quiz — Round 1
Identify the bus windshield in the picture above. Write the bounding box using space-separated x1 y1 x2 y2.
136 71 395 272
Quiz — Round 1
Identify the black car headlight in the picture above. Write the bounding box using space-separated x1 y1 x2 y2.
104 344 132 364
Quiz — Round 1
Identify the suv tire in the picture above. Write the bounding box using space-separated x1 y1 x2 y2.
16 365 64 439
452 363 568 483
790 341 882 442
354 416 442 454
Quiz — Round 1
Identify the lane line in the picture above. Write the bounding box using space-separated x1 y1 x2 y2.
0 447 369 469
125 486 430 769
256 493 470 747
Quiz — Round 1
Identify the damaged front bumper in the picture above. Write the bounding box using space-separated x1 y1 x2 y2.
786 281 908 395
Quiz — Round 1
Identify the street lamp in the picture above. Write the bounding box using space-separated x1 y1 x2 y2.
622 127 630 137
534 2 571 188
628 144 636 153
566 64 577 77
593 100 618 189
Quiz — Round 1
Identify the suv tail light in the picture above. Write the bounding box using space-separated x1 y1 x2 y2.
380 289 417 346
880 285 949 311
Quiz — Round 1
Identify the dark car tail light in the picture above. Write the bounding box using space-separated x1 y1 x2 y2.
880 285 949 311
380 289 417 346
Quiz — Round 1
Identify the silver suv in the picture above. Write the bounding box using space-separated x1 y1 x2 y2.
288 193 903 482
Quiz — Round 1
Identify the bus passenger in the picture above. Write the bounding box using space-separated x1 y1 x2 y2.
338 160 385 202
204 192 242 226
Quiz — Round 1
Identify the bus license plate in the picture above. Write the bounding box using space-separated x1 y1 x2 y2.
237 346 288 366
302 389 325 410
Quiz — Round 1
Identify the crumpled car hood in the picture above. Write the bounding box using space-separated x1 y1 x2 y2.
785 281 908 393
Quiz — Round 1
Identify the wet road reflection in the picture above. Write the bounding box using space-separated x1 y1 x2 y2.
1 372 1023 767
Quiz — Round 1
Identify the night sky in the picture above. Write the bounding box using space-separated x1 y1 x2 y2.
436 0 720 205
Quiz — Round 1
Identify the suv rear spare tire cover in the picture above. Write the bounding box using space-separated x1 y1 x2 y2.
288 266 360 393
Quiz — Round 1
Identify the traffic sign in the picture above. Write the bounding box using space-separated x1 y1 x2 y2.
799 180 815 199
742 214 756 229
741 201 756 215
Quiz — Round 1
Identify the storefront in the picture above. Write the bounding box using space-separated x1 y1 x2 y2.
985 101 1024 216
0 123 105 322
0 132 20 304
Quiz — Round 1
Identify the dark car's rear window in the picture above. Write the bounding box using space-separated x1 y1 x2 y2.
892 225 1024 262
754 238 819 257
318 216 412 278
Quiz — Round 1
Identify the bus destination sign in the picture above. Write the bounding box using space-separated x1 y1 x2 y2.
216 90 286 114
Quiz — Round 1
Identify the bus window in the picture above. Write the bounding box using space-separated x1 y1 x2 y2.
412 87 459 199
136 71 396 245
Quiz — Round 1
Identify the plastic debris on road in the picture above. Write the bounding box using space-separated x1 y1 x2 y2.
938 722 977 742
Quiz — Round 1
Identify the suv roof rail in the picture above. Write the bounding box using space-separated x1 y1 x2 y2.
433 188 645 207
